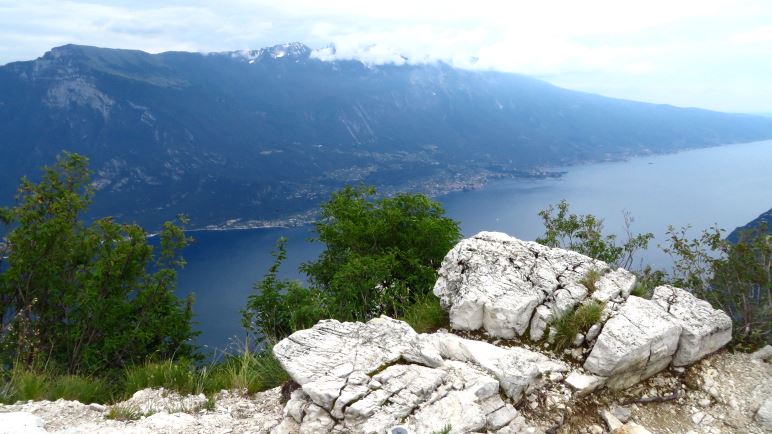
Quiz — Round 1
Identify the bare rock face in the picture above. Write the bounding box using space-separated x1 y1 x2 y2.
433 231 612 340
650 285 733 366
272 317 559 433
434 232 732 391
583 296 682 389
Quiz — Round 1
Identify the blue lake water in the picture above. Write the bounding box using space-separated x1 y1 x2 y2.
176 140 772 351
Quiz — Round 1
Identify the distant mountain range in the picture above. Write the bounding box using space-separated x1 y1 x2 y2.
728 208 772 243
3 43 772 229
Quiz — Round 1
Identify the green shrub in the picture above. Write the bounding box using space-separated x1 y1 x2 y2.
0 153 198 375
536 200 653 268
551 301 604 353
433 425 452 434
662 224 771 350
551 311 579 353
400 293 448 333
1 369 47 403
243 185 461 344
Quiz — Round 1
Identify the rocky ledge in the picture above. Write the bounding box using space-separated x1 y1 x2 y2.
2 232 770 434
269 232 739 433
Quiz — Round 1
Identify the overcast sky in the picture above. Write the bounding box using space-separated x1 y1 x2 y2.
1 0 771 113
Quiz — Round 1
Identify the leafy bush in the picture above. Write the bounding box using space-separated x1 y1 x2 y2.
536 200 653 268
242 238 328 343
243 185 461 343
301 186 461 321
0 153 197 375
662 223 770 349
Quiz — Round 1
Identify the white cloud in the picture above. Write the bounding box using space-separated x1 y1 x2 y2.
0 0 771 111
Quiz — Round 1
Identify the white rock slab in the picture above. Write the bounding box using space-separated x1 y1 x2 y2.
651 285 732 366
583 296 681 389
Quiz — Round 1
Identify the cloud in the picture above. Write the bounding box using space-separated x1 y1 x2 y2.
0 0 771 111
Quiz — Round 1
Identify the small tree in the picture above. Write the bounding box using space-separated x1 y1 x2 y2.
662 223 770 349
0 153 197 374
536 200 653 268
243 185 461 342
241 238 326 344
301 185 461 321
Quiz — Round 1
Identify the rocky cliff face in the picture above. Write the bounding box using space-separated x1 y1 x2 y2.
2 233 770 434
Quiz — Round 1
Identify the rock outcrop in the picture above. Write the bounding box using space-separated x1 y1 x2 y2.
435 232 732 390
272 316 568 433
270 232 734 433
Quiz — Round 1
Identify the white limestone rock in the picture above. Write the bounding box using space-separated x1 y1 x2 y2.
751 345 772 362
614 422 654 434
273 316 442 411
273 317 555 433
756 396 772 430
583 296 682 389
564 371 607 397
426 331 568 402
591 268 637 303
650 285 733 366
0 412 48 434
434 231 605 339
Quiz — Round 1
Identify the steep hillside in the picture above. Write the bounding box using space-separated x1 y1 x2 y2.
2 43 772 228
728 208 772 243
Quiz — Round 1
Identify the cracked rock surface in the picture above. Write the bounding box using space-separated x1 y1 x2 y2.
272 317 567 433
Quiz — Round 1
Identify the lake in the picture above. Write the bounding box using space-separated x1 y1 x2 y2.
176 140 772 352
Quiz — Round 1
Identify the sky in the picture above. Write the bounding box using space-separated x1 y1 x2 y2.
1 0 771 113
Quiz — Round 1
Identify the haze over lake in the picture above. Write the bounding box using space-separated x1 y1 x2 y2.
176 140 772 351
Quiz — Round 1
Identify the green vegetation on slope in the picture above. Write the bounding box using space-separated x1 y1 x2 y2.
243 185 461 344
0 153 197 376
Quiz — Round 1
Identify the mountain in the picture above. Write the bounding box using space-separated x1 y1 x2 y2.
2 43 772 229
727 208 772 243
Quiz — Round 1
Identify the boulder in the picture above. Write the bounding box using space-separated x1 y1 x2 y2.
433 231 606 339
584 296 682 389
756 396 772 430
751 345 772 362
650 285 732 366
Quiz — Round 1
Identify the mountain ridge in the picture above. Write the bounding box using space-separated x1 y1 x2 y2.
2 43 772 229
